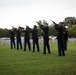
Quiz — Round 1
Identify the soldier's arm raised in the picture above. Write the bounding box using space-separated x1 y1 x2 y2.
50 20 59 30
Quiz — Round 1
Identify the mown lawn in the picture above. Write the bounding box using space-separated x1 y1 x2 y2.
0 41 76 75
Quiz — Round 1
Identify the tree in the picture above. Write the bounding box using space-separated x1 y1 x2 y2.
67 25 76 37
64 17 76 27
43 20 47 24
49 26 58 36
36 20 43 27
36 20 58 36
0 28 10 38
38 27 43 36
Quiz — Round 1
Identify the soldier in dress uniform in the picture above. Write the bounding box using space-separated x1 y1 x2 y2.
22 26 31 51
31 25 40 52
9 29 15 49
37 22 51 54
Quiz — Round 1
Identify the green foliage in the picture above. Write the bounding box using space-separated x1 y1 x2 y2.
36 20 48 26
64 17 76 27
67 25 76 37
38 27 43 36
0 41 76 75
0 28 10 38
37 26 58 36
36 20 43 27
36 20 58 36
43 20 47 24
49 26 58 36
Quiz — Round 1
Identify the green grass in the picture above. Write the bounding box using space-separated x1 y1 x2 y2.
0 41 76 75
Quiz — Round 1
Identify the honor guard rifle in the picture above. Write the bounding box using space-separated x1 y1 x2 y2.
50 20 57 25
10 25 17 31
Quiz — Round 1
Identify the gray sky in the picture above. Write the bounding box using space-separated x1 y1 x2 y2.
0 0 76 29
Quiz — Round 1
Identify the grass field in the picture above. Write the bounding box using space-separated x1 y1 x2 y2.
0 41 76 75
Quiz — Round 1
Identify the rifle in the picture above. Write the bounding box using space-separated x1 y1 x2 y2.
36 21 44 29
18 26 24 30
10 25 14 28
50 20 57 25
25 24 27 27
36 21 42 26
10 25 17 31
25 24 31 29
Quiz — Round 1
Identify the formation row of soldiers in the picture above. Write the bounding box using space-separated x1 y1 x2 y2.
9 21 68 56
9 25 40 52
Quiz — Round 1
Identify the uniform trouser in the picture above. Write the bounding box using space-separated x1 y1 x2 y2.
24 38 31 51
43 39 51 54
33 39 39 52
10 39 15 49
58 39 65 56
17 39 22 50
63 40 67 50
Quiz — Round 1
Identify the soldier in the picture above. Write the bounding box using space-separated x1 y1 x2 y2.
9 29 15 49
38 22 51 54
63 28 68 50
53 21 65 56
31 25 40 52
22 26 31 51
16 27 22 50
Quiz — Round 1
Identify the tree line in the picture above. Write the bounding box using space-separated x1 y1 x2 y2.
0 16 76 38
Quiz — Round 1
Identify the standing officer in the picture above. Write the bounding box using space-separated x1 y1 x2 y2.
63 28 68 50
37 22 51 54
53 21 65 56
9 29 15 49
22 26 31 51
16 27 22 50
31 25 40 52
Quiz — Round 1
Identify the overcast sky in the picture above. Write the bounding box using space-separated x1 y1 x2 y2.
0 0 76 29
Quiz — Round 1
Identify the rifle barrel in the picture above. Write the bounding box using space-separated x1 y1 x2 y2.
50 20 57 25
